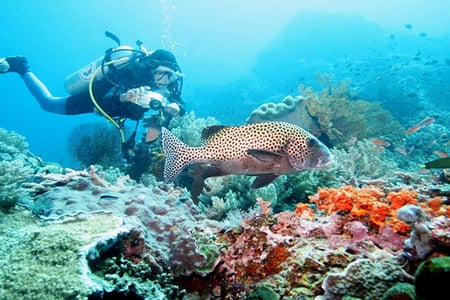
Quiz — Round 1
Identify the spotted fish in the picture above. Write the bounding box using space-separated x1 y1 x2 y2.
161 121 334 189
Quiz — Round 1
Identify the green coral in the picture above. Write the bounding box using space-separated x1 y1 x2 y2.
415 256 450 300
248 285 280 300
382 282 415 300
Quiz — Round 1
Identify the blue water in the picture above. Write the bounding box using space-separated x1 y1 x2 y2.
1 0 449 166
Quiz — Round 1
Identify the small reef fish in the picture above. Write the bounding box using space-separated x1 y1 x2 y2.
394 147 408 155
372 146 385 151
434 151 449 158
99 194 119 200
406 117 436 135
346 136 358 146
370 138 391 147
405 125 422 135
161 121 334 189
417 117 435 127
421 157 450 169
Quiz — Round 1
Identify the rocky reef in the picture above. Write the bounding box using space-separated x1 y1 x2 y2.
1 98 449 300
246 78 404 148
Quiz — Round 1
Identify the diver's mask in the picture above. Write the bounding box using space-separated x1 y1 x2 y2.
153 66 182 84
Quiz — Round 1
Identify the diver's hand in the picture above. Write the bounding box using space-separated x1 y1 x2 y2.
120 86 166 109
120 86 150 104
164 102 180 116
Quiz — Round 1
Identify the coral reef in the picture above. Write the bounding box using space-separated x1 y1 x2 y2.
246 79 404 148
10 160 223 298
301 75 404 147
0 127 29 153
206 199 410 298
0 95 449 300
246 95 323 139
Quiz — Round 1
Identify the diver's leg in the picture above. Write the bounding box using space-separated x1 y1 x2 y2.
21 72 67 114
1 56 68 114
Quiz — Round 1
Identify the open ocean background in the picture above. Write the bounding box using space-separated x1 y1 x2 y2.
1 0 449 167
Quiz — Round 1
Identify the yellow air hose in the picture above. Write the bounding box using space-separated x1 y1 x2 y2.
88 57 130 143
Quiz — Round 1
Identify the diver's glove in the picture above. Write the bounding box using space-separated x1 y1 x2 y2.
120 86 166 110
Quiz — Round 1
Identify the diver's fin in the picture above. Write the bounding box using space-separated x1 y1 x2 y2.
105 31 121 46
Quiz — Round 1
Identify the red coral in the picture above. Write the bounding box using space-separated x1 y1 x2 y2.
262 245 290 275
218 209 291 286
120 229 151 264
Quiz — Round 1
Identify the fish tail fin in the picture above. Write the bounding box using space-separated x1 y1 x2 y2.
161 127 191 183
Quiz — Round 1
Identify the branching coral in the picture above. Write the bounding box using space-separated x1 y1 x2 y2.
0 160 33 211
169 111 220 146
0 128 35 211
198 174 282 219
0 127 29 152
326 139 399 185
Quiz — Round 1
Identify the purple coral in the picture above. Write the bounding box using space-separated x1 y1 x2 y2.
397 204 432 259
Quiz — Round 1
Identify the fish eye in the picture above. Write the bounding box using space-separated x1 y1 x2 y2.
307 137 318 147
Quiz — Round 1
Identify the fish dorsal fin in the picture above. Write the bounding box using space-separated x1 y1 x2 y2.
247 149 284 163
201 125 227 143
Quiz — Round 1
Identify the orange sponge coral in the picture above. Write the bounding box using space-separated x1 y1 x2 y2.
309 185 419 233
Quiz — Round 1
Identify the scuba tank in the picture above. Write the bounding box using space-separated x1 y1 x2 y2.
64 45 135 96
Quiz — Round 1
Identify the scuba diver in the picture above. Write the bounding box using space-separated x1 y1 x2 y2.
0 32 185 180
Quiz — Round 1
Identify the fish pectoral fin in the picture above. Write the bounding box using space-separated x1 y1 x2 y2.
247 149 284 163
251 174 280 189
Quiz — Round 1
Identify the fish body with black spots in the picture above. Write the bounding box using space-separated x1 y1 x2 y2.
161 121 334 188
